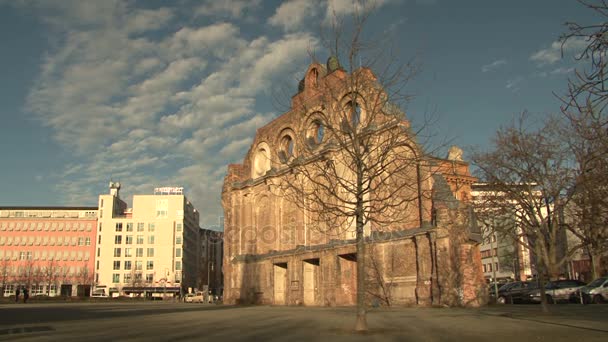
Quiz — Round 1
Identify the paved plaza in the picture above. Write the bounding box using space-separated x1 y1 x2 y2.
0 302 606 341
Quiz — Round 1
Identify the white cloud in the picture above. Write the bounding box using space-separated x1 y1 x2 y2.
506 76 524 91
550 67 574 75
126 8 173 33
530 37 588 66
481 59 506 73
194 0 261 19
269 0 321 32
21 1 316 226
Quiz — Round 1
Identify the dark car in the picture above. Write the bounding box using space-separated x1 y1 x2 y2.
526 279 586 304
495 281 537 304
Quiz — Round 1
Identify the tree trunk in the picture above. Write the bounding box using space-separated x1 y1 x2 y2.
538 264 549 313
355 211 368 332
590 250 603 279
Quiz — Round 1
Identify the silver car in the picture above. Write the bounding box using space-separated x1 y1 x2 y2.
577 277 608 304
527 280 586 304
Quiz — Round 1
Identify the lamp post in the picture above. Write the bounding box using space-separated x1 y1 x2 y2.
490 220 498 299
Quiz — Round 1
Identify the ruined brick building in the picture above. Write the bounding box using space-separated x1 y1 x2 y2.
222 59 486 307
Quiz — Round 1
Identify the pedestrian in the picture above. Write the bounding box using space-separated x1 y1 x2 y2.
15 287 20 303
23 287 29 303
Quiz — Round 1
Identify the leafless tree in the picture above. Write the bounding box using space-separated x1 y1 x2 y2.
0 258 13 295
472 114 586 312
559 0 608 278
43 260 59 296
276 2 440 331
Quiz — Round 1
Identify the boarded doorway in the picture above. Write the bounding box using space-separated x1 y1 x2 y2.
273 263 287 305
303 258 320 305
337 253 357 305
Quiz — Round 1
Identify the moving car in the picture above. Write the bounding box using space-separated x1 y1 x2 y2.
574 277 608 304
184 291 206 303
526 279 586 304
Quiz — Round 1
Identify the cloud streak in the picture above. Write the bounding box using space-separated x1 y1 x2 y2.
20 0 318 226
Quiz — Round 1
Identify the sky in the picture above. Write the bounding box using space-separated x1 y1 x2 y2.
0 0 597 229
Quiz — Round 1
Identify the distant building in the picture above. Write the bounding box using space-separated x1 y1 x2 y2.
471 183 536 282
199 228 223 298
95 183 200 297
0 206 98 297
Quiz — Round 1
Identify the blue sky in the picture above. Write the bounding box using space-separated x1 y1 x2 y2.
0 0 596 228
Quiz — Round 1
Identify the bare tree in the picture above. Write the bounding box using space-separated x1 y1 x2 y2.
559 0 608 278
276 3 440 332
43 260 59 296
472 114 585 312
0 259 13 295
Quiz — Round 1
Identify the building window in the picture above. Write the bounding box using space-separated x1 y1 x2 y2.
147 248 154 257
99 223 102 232
137 223 144 232
85 237 91 246
146 273 154 283
125 248 132 258
176 223 182 232
112 274 120 283
176 248 181 257
136 235 144 244
126 223 133 232
96 260 100 270
115 223 123 232
135 261 142 271
78 237 85 246
175 261 182 271
488 263 492 272
98 235 102 244
146 260 154 270
124 273 131 283
126 236 133 244
135 273 143 282
136 248 143 258
113 248 121 257
114 235 122 244
147 236 155 244
175 236 182 245
483 264 487 273
148 223 155 232
495 262 499 272
113 261 120 270
19 252 26 260
97 248 101 257
124 260 132 270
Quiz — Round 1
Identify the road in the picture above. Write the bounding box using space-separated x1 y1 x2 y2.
0 302 606 341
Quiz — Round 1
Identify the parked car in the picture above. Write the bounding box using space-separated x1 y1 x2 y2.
573 277 608 304
91 289 109 298
495 281 537 304
526 279 586 304
184 292 206 303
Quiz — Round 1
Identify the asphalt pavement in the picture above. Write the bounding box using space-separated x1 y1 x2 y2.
0 302 606 341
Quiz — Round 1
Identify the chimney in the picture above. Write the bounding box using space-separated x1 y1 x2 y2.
109 181 121 198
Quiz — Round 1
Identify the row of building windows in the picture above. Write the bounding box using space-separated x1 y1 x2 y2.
3 284 56 296
0 211 96 219
0 221 93 231
108 235 161 245
107 246 170 258
483 262 499 273
0 249 91 262
0 236 91 247
112 273 155 284
99 222 183 233
480 248 498 259
110 260 155 271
